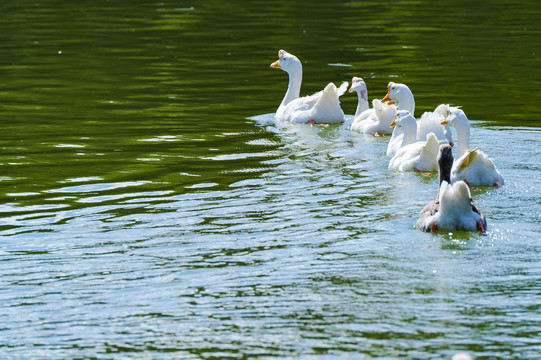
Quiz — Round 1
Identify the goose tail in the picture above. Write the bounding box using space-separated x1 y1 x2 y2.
317 82 340 107
336 81 349 97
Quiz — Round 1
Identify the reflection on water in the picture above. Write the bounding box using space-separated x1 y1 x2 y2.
1 0 540 359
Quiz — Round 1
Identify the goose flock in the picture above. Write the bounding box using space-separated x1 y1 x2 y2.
270 49 504 235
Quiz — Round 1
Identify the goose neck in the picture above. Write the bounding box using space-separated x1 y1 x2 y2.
280 69 302 108
401 120 418 147
398 91 415 116
355 91 369 118
455 121 471 157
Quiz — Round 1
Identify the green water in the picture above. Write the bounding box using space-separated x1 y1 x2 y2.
1 1 540 359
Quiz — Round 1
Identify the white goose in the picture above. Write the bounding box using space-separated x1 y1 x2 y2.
387 110 417 157
382 82 453 155
442 108 504 187
270 50 348 124
386 120 405 156
349 77 397 135
388 111 440 172
383 82 414 156
349 76 369 119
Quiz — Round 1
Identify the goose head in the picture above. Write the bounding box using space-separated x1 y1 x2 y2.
382 82 415 114
382 82 410 103
441 107 471 157
270 49 302 75
434 104 451 118
390 110 418 145
440 107 468 128
438 105 465 125
348 76 368 101
389 110 415 129
434 104 456 146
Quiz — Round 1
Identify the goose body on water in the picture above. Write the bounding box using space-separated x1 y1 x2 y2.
349 77 397 135
442 107 504 187
270 50 348 124
382 82 453 155
388 111 440 172
419 180 487 233
387 110 417 156
417 144 487 234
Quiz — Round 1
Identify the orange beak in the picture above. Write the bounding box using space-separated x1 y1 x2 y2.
350 77 361 92
381 82 392 103
270 49 286 69
441 118 448 125
389 119 396 128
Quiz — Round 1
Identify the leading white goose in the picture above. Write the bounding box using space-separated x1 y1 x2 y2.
388 111 440 172
442 107 504 187
382 82 453 155
349 76 397 135
270 50 348 124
